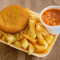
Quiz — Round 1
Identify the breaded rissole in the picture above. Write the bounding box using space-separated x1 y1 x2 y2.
0 5 29 33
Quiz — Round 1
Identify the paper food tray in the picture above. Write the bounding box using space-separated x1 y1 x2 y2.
0 10 59 57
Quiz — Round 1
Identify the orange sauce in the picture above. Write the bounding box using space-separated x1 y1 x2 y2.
41 9 60 26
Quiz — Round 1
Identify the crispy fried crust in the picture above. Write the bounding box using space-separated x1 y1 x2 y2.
0 5 29 33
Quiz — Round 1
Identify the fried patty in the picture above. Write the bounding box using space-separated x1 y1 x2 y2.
0 5 29 33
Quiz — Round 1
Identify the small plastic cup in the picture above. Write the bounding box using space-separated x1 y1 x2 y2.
40 6 60 35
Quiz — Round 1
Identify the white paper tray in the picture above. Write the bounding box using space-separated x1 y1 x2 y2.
0 10 59 57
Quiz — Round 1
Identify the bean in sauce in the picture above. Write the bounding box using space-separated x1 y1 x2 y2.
41 9 60 26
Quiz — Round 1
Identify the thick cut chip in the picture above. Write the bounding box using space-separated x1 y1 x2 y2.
28 43 34 55
21 38 28 49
